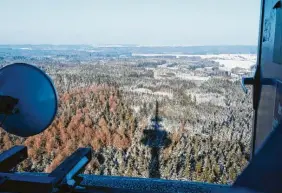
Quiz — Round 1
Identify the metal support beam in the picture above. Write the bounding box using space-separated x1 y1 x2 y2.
0 145 27 172
0 172 55 193
48 148 92 186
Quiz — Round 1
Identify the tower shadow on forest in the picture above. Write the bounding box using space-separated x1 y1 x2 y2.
141 100 171 178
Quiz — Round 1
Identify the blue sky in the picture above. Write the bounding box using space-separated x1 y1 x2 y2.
0 0 260 45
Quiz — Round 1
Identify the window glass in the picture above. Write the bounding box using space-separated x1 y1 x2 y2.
0 0 259 184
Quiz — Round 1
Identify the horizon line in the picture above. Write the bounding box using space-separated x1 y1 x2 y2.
0 44 258 47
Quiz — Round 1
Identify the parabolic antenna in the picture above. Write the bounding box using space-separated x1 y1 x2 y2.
0 63 58 137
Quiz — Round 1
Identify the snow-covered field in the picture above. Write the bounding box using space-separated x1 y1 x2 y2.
216 60 255 71
133 53 256 60
131 88 173 99
135 53 257 71
190 54 257 71
193 54 256 61
175 74 210 81
203 54 257 71
192 93 225 106
155 72 210 81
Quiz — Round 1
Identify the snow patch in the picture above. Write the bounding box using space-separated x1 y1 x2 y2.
215 60 255 71
176 74 210 81
131 88 173 99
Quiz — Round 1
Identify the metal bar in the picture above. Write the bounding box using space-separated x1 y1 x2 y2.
0 145 27 172
78 175 230 193
66 156 89 181
72 186 155 193
0 172 55 193
48 148 91 186
241 77 254 94
251 0 265 160
7 172 230 193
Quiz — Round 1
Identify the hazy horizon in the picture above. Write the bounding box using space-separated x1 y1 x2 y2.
1 0 260 45
0 44 258 47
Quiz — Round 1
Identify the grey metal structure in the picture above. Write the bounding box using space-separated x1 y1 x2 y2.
243 0 282 154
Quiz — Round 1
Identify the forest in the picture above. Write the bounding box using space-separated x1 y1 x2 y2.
0 58 253 185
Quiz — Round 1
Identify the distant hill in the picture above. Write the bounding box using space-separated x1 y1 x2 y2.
106 45 257 55
0 45 257 55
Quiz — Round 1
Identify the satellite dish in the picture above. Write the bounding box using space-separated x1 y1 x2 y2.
0 63 58 137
